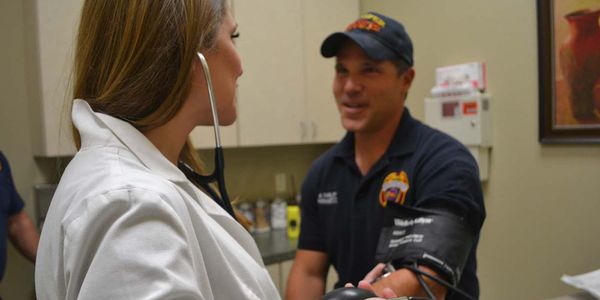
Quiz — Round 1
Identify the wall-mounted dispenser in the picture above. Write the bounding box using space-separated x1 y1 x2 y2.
425 62 492 181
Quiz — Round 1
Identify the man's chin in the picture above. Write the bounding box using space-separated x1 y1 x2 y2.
341 120 364 133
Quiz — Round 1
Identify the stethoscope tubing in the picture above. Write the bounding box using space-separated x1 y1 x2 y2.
197 52 223 148
179 52 235 219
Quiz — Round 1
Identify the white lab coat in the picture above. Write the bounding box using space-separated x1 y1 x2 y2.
35 100 280 300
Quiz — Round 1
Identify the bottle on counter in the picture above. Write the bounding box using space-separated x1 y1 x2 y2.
271 197 287 230
271 172 293 230
286 205 300 239
254 199 271 233
237 202 255 233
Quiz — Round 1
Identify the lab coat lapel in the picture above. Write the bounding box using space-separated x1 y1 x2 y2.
179 181 263 264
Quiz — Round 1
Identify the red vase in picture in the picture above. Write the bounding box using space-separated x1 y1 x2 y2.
558 9 600 122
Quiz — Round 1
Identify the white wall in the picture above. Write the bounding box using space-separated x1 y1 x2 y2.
361 1 600 299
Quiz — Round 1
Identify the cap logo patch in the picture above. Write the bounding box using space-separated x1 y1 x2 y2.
379 171 409 207
346 13 386 32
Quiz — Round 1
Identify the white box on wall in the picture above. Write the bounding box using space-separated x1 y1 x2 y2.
425 93 492 181
425 62 492 181
425 94 492 147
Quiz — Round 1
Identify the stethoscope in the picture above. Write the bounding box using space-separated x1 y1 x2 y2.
178 52 236 220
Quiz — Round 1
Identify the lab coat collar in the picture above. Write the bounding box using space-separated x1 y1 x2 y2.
72 99 189 183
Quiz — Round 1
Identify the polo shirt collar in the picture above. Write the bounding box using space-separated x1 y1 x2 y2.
386 108 419 158
333 108 419 160
72 99 189 183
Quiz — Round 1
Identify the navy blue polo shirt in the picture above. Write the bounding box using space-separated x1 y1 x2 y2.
0 152 26 281
298 109 485 299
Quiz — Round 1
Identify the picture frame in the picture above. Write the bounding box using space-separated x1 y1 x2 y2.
537 0 600 143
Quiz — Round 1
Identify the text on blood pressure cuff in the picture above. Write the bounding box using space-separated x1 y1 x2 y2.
374 205 474 285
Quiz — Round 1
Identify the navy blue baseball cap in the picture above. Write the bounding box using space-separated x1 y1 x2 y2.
321 12 413 66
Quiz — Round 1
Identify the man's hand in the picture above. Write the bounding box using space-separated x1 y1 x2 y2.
342 263 398 299
369 263 447 299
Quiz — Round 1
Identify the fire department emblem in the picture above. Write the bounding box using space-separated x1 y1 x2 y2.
379 171 409 207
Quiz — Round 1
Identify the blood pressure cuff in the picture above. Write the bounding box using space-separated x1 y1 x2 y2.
374 204 474 285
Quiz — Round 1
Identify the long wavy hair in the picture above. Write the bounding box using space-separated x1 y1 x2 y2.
71 0 226 171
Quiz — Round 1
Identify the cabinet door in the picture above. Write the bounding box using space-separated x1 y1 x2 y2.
266 263 281 295
29 0 83 156
233 0 306 146
280 259 293 296
326 265 339 293
28 0 237 155
303 0 358 144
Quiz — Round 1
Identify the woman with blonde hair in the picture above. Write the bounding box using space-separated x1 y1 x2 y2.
35 0 280 299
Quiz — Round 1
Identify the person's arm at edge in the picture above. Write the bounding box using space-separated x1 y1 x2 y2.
286 249 329 300
8 210 39 263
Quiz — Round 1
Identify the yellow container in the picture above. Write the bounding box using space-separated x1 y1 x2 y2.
287 205 301 239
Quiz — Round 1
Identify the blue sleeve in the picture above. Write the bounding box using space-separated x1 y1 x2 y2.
0 152 26 216
297 161 326 252
8 185 25 216
413 138 485 233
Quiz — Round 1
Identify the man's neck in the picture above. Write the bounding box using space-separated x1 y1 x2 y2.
354 114 403 176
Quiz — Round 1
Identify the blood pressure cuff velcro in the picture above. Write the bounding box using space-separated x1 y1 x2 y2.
374 204 474 285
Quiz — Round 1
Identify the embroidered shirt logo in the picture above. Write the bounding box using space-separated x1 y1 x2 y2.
317 191 338 205
379 171 409 207
346 13 386 32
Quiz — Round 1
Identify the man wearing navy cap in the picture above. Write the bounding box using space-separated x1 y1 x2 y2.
286 12 485 299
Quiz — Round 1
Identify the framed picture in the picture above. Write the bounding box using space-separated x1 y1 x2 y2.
537 0 600 143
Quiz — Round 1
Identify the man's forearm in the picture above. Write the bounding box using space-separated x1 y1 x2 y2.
286 268 326 300
286 249 330 300
8 211 40 262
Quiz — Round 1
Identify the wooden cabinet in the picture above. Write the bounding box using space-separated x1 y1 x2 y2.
266 260 291 297
280 259 294 295
232 0 306 146
326 265 339 293
27 0 83 156
190 125 238 149
217 0 358 147
302 0 358 144
29 0 357 155
268 260 338 297
266 263 282 295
